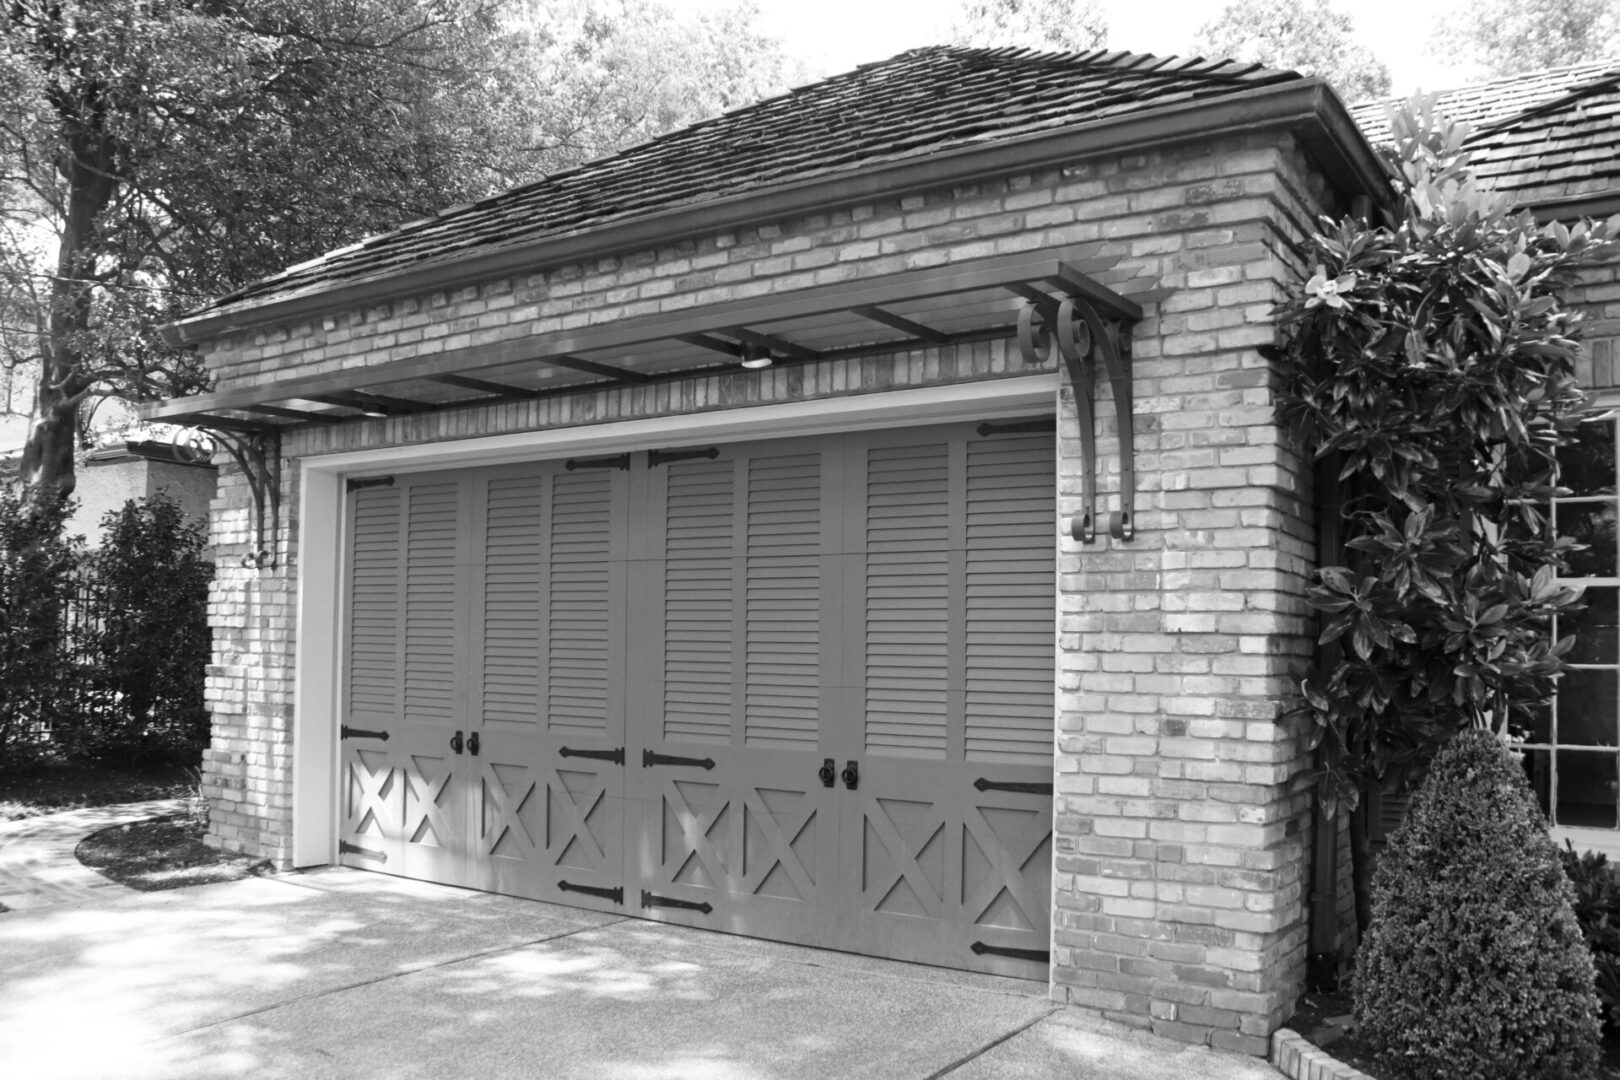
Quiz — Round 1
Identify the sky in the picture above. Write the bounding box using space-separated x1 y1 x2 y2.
671 0 1485 100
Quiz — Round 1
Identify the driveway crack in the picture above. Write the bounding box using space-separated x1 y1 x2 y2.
920 1007 1059 1079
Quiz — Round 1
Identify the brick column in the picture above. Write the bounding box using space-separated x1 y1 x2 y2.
1050 252 1316 1055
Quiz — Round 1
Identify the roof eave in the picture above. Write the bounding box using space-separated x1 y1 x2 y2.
161 77 1391 348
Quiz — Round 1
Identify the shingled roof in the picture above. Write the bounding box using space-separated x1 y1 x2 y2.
1350 62 1620 216
184 46 1311 329
1465 73 1620 212
1350 62 1617 145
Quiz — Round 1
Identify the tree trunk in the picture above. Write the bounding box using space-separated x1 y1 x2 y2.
20 122 118 504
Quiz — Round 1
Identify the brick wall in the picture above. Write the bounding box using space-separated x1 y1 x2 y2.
196 128 1340 1053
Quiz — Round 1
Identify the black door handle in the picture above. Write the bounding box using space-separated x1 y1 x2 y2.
818 758 836 787
841 760 859 790
468 732 480 757
450 730 464 755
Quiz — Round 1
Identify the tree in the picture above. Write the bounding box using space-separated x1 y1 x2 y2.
1193 0 1391 103
1430 0 1620 77
0 1 795 503
945 0 1108 53
1269 97 1618 930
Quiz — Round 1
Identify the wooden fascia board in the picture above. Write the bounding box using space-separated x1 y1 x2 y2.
159 78 1386 348
141 249 1133 423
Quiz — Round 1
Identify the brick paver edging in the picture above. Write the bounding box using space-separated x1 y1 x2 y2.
0 798 188 912
1272 1028 1378 1080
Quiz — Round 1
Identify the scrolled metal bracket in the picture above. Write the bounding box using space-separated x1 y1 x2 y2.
177 426 283 570
1017 297 1136 543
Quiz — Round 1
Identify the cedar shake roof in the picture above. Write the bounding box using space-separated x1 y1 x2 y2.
1466 74 1620 208
1351 62 1620 215
1350 62 1617 145
197 45 1303 319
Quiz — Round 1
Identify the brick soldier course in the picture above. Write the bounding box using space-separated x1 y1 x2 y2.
147 47 1389 1057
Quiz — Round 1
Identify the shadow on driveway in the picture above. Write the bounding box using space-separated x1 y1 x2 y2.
0 869 1279 1080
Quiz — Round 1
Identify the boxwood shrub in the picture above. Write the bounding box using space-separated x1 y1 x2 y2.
1354 728 1601 1080
1561 842 1620 1034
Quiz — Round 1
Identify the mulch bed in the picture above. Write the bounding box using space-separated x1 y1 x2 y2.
75 815 273 891
1291 988 1620 1079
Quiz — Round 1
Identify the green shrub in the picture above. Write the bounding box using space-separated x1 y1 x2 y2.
72 494 213 765
1355 728 1601 1080
1561 842 1620 1034
0 491 81 768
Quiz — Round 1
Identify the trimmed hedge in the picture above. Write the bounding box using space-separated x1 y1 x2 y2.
1561 842 1620 1035
1355 728 1601 1080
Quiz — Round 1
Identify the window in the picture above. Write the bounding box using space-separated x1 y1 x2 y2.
1529 413 1620 833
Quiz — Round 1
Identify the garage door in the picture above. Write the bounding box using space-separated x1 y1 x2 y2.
337 419 1055 976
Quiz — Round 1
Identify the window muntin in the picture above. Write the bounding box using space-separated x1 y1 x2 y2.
1533 414 1620 829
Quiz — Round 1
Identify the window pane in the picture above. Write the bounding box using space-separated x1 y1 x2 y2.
1515 700 1553 745
1560 419 1617 495
1523 748 1553 820
1558 750 1618 829
1558 668 1618 746
1563 588 1620 665
1560 499 1619 577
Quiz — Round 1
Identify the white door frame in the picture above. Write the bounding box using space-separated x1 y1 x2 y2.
292 373 1060 867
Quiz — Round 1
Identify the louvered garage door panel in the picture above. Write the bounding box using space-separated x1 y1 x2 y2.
632 443 841 944
340 474 474 888
469 462 628 909
663 458 735 745
965 433 1056 765
745 452 822 749
843 424 1055 977
863 443 953 760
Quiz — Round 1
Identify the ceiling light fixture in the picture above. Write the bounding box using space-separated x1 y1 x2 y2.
739 344 774 370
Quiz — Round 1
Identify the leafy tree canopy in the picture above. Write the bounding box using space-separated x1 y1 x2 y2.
1193 0 1391 103
1430 0 1620 77
0 0 794 500
944 0 1108 52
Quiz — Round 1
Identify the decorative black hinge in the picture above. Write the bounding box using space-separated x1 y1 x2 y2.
649 446 720 467
565 453 631 471
559 746 626 765
558 881 624 905
340 726 390 741
975 417 1056 438
641 890 713 914
339 840 387 862
346 475 395 492
973 778 1054 795
971 942 1050 963
642 749 716 770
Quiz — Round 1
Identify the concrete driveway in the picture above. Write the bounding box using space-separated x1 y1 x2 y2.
0 868 1282 1080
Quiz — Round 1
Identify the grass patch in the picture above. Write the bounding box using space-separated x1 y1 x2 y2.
75 815 273 891
0 760 197 821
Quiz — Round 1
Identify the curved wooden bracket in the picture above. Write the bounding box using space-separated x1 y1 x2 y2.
1021 297 1135 543
180 427 283 569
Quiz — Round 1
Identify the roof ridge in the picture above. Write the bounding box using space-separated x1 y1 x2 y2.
938 43 1296 85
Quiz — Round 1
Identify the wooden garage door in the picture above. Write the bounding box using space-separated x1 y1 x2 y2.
336 420 1055 975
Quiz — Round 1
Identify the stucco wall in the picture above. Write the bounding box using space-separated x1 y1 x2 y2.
199 127 1339 1055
